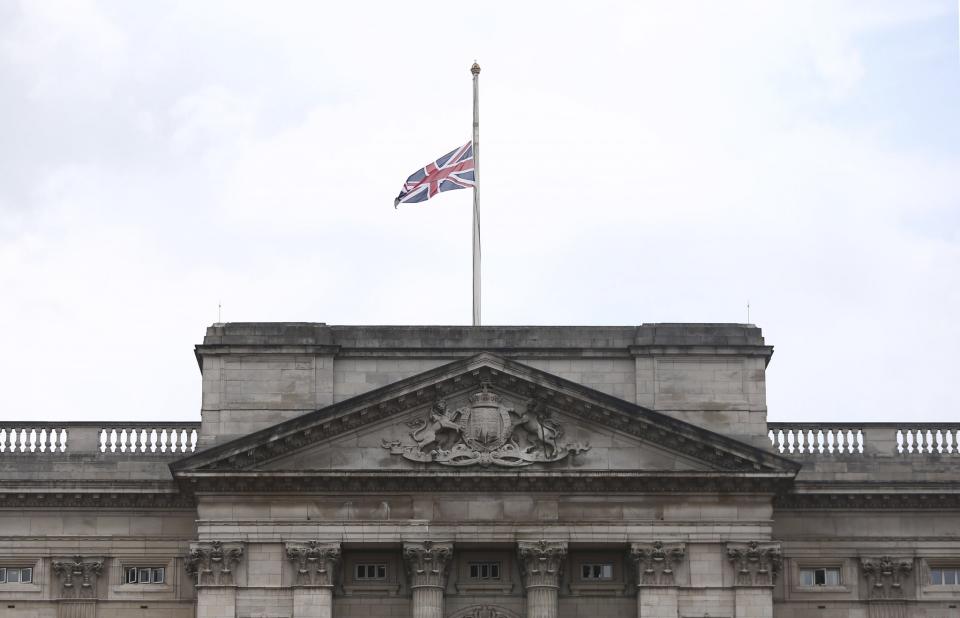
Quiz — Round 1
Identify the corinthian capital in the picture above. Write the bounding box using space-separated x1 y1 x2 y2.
52 555 103 599
861 556 913 599
285 541 341 587
517 540 567 589
185 541 245 587
726 541 782 587
630 541 686 587
403 541 454 589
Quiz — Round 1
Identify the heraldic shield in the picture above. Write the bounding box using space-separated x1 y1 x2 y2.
381 384 590 467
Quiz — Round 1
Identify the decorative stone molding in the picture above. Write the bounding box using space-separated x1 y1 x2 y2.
52 556 103 599
403 541 454 589
285 541 341 587
861 557 913 600
630 541 686 586
450 606 522 618
185 541 244 587
726 541 782 586
382 386 589 467
517 541 567 589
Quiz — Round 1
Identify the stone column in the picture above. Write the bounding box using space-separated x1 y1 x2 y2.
286 541 341 618
726 541 781 618
52 555 103 618
185 541 245 618
403 541 453 618
630 541 685 618
517 541 567 618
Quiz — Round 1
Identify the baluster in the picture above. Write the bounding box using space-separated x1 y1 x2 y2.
189 428 197 452
160 428 170 453
110 428 119 453
46 428 55 453
127 428 137 453
793 429 803 454
173 428 184 453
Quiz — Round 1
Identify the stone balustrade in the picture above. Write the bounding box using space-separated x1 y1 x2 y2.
0 422 200 455
768 423 960 456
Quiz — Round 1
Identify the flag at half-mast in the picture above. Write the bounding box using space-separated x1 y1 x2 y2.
394 141 475 207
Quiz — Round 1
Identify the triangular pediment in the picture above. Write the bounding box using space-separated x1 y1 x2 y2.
171 354 798 492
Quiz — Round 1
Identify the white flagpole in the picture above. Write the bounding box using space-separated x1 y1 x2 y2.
471 61 481 326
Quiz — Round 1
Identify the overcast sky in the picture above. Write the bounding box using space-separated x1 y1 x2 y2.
1 0 958 424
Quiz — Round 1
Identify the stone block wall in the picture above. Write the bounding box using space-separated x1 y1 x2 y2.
196 323 773 446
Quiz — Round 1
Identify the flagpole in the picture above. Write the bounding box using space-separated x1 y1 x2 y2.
471 61 481 326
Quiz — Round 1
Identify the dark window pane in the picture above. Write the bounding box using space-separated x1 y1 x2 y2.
931 569 943 585
945 570 957 585
152 568 164 584
20 568 32 584
0 567 6 584
7 569 19 583
814 569 826 585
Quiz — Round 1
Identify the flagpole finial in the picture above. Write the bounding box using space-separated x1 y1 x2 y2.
471 61 481 75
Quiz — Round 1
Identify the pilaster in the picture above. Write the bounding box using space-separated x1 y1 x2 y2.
630 542 685 618
726 541 781 618
861 556 914 618
185 541 245 618
517 540 567 618
403 541 453 618
52 556 103 618
286 541 341 618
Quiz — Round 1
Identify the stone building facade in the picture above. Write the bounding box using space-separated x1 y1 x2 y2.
1 323 958 618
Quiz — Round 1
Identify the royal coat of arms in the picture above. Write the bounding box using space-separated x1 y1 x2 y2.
381 385 590 467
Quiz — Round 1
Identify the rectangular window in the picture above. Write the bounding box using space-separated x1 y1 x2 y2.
125 566 165 584
580 563 614 580
0 567 33 584
931 567 960 586
354 563 387 580
800 567 841 587
468 562 501 580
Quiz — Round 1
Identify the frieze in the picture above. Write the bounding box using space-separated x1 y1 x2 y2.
285 541 341 587
0 491 195 509
382 385 590 467
52 555 103 599
726 541 782 587
630 541 686 587
185 541 244 587
774 492 960 510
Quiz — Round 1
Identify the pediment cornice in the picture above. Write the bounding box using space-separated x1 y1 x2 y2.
171 353 799 480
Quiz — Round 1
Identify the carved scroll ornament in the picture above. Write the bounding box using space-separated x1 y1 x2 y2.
382 386 590 467
52 555 103 599
726 541 782 586
285 541 341 587
185 541 244 587
630 541 686 586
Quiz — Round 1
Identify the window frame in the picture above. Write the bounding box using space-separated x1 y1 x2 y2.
579 562 614 581
799 566 842 587
929 566 960 586
0 566 33 585
468 561 502 581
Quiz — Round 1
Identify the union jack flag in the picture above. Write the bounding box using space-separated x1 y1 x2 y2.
394 141 475 207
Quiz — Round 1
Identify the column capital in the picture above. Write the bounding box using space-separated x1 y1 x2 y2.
185 541 245 587
403 541 454 590
517 540 567 590
860 556 913 599
51 555 104 599
285 541 341 588
726 541 782 587
629 541 686 587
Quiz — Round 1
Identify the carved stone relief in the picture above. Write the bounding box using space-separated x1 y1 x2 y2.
630 541 686 587
861 557 913 599
381 385 590 467
449 606 522 618
285 541 341 587
517 540 567 589
51 556 103 599
185 541 244 587
726 541 782 587
403 541 454 589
